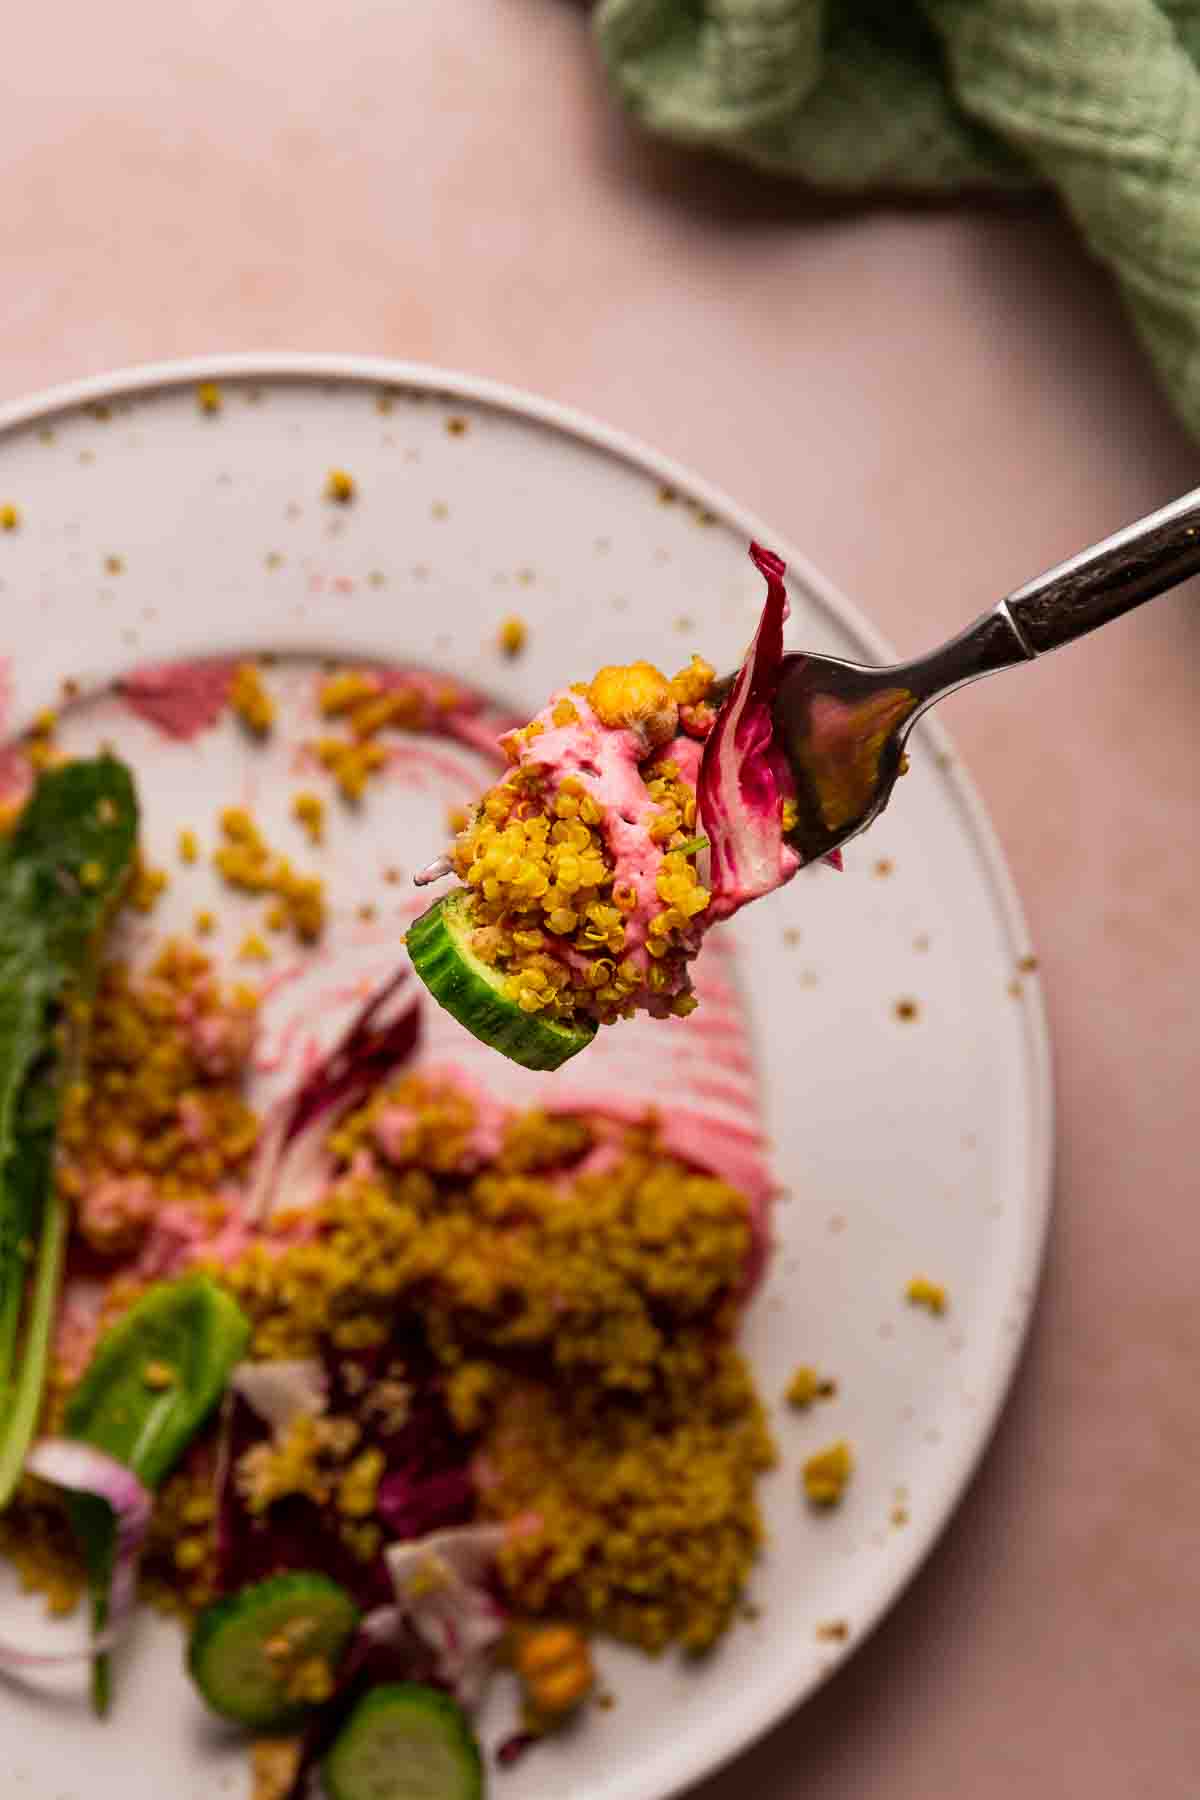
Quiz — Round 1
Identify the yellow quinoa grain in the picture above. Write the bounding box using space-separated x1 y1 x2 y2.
178 829 200 864
498 616 527 658
325 468 356 504
0 503 20 531
196 382 223 415
905 1276 948 1315
802 1441 853 1508
238 932 272 963
292 790 325 845
230 663 276 736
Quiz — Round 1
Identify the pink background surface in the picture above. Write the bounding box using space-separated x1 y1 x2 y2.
4 5 1199 1795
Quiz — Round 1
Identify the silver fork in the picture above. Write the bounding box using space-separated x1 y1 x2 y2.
771 487 1200 866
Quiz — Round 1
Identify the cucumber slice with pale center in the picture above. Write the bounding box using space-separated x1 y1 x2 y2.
323 1683 483 1800
187 1571 360 1729
406 891 596 1071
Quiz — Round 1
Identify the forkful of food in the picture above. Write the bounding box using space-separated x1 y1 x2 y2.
407 487 1200 1070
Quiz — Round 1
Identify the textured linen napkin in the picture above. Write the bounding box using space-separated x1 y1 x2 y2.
595 0 1200 438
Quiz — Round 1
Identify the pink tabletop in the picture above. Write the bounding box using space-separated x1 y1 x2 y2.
5 5 1200 1795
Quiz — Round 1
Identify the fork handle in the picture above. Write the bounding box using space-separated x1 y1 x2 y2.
1002 484 1200 655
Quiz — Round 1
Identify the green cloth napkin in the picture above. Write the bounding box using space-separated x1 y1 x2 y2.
594 0 1200 441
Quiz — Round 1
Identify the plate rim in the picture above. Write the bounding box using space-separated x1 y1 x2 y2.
0 351 1054 1800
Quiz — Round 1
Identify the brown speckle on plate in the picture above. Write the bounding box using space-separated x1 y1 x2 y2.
893 997 920 1022
86 400 113 422
195 382 222 416
1007 978 1023 998
1018 953 1039 974
445 415 468 436
375 389 395 414
873 857 894 877
104 554 124 576
657 483 677 505
816 1619 849 1642
265 551 284 570
675 615 694 634
431 500 449 521
890 1506 909 1527
367 569 386 589
78 449 95 465
38 426 55 445
782 928 801 947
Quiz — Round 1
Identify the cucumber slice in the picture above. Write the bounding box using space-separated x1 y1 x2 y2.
187 1572 360 1728
323 1684 483 1800
406 891 596 1072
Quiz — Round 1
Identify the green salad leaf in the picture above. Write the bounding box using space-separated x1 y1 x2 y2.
65 1273 250 1713
0 755 139 1508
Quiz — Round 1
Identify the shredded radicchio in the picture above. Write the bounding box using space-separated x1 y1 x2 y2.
215 1326 476 1612
246 968 422 1223
698 543 841 916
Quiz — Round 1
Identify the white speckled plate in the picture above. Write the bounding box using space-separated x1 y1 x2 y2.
0 357 1052 1800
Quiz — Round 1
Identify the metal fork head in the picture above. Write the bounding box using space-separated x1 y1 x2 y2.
770 608 1033 866
771 652 921 866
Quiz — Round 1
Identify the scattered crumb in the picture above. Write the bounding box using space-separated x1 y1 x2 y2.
367 569 386 589
0 504 20 531
292 791 325 846
325 468 356 505
229 663 276 736
816 1619 849 1643
431 500 448 521
1018 954 1039 974
216 808 325 942
782 927 801 947
784 1366 837 1410
356 903 377 923
802 1441 853 1508
238 932 272 963
383 865 402 885
104 554 124 576
178 829 200 865
873 857 894 877
594 1692 616 1712
196 382 223 416
893 997 919 1022
498 615 527 658
891 1506 910 1528
194 910 215 935
87 401 113 422
61 678 80 702
445 415 468 436
1007 978 1024 998
265 551 284 571
905 1276 948 1316
127 854 168 914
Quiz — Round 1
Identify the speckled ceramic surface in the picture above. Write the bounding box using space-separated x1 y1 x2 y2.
0 357 1052 1800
